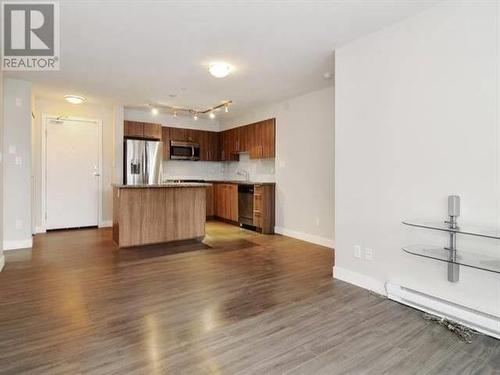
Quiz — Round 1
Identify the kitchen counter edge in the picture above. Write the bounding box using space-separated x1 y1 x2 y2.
112 183 213 188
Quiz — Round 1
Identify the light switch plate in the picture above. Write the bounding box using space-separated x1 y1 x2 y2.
354 245 361 258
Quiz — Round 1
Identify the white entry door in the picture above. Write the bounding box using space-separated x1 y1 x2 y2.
46 118 100 230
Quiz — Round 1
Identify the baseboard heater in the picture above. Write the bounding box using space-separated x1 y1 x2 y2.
386 282 500 340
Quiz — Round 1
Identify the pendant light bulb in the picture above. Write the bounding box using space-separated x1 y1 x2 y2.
209 111 215 119
224 104 230 113
193 112 198 120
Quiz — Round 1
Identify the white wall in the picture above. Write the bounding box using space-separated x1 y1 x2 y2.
112 106 124 184
33 99 114 230
220 86 335 247
3 79 32 250
335 0 500 322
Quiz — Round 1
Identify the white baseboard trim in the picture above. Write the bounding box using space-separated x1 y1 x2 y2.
386 282 500 340
275 226 334 248
333 266 387 295
35 226 46 234
99 220 112 228
3 238 33 251
0 254 5 272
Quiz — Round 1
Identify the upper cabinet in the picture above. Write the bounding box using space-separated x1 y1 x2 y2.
161 127 171 160
124 121 162 140
124 117 275 162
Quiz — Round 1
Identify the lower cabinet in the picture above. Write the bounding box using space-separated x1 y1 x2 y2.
209 183 275 234
253 185 275 234
213 183 238 222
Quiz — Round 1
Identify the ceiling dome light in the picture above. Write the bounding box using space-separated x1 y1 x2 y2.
64 95 86 104
151 107 159 115
209 111 215 119
208 62 232 78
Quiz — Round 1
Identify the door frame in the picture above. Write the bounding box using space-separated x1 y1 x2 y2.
41 114 103 232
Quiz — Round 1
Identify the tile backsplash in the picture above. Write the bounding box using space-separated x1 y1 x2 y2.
162 153 275 182
222 153 275 182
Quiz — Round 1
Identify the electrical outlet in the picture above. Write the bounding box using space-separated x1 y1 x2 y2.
354 245 361 258
15 219 23 230
365 248 373 261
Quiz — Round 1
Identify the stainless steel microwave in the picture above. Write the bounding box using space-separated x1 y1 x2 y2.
170 140 200 160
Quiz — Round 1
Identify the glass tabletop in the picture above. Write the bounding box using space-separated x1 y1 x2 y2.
402 245 500 274
402 220 500 240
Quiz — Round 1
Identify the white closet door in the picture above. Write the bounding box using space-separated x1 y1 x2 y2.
46 119 100 229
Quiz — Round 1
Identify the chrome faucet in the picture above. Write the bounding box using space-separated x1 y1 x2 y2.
236 169 250 182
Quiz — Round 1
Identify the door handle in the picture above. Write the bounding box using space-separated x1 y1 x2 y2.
93 172 100 176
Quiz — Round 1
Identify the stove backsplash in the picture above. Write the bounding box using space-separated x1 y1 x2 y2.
162 153 275 182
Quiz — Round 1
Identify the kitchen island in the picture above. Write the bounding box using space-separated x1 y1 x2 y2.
112 183 211 248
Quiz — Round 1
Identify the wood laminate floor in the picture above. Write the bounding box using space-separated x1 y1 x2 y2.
0 221 499 374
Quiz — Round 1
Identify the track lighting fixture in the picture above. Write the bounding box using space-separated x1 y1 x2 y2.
147 101 231 119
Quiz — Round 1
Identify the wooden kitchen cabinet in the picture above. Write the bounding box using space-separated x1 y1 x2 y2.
261 119 276 158
206 185 214 217
213 183 238 222
248 119 275 159
219 130 233 161
186 129 199 143
124 121 161 140
143 123 162 140
238 125 250 153
124 121 144 138
161 127 171 160
253 184 275 234
199 131 219 161
169 127 187 141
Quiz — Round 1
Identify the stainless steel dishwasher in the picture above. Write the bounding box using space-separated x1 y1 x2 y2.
238 185 254 226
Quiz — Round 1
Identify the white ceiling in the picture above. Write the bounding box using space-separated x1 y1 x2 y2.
7 0 440 116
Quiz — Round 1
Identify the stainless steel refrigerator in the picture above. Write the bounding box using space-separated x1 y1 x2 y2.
124 139 163 185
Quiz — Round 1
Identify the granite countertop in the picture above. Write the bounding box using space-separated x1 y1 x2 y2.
112 182 213 188
205 180 276 185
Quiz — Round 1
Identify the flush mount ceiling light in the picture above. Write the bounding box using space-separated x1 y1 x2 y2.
64 95 86 104
208 62 233 78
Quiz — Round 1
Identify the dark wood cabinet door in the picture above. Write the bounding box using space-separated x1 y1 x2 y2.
206 185 214 217
124 121 144 138
249 121 262 159
208 131 219 161
219 131 227 161
215 184 226 218
161 127 170 160
143 123 162 140
169 127 187 141
186 129 199 143
261 119 276 158
238 125 249 153
228 184 238 222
